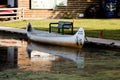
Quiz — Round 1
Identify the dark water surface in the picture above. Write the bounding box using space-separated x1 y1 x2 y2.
0 33 120 73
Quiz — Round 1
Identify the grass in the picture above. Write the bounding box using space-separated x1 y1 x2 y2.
0 19 120 40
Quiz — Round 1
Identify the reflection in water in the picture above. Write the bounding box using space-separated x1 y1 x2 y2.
7 47 15 66
0 46 17 71
26 42 84 69
30 51 58 61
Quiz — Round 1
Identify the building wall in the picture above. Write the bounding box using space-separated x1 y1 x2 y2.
18 0 100 19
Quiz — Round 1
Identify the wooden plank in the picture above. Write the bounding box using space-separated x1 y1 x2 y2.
0 12 16 15
0 39 22 47
86 37 120 49
0 16 20 18
0 27 26 34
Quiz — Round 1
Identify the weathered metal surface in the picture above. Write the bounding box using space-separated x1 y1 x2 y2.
0 27 120 49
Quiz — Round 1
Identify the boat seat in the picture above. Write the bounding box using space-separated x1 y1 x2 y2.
49 21 73 35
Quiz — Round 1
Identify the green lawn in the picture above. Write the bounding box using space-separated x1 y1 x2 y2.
0 19 120 40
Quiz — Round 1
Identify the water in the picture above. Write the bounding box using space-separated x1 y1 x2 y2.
0 46 17 71
0 33 120 72
26 42 84 70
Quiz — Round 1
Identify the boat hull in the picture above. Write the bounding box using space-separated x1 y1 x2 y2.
26 23 85 48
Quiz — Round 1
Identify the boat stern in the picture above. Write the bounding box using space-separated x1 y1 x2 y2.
74 27 85 47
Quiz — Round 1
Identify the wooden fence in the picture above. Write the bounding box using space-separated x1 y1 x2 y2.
0 8 24 21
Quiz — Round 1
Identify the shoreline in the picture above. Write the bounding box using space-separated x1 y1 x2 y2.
0 26 120 50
